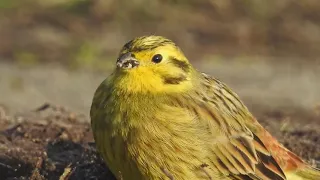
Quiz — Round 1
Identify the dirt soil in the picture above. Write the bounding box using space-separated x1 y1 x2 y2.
0 103 319 180
0 104 115 180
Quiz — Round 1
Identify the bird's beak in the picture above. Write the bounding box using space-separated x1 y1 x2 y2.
116 52 140 69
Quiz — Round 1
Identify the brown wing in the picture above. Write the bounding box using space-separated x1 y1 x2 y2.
195 73 287 179
253 124 305 172
204 127 286 180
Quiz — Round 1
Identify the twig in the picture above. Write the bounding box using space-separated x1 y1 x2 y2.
34 103 51 112
0 162 13 170
59 164 75 180
30 157 44 180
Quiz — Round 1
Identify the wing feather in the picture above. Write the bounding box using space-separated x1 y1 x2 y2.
195 73 287 180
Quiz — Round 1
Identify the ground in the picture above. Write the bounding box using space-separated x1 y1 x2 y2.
0 104 115 180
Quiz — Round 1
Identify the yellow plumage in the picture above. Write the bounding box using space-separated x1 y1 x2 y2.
90 35 320 180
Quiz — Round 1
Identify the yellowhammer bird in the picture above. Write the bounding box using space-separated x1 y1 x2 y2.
90 35 320 180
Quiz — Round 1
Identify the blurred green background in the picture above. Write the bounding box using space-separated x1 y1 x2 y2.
1 0 320 69
0 0 320 115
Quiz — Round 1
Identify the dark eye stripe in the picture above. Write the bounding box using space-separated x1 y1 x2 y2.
162 75 187 85
170 57 190 73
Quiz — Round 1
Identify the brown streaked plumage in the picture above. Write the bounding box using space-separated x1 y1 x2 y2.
91 35 320 180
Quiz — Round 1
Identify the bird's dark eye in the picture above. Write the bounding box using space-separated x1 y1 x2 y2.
152 54 163 63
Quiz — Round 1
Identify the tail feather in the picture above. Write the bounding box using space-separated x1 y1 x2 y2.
294 166 320 180
253 126 320 180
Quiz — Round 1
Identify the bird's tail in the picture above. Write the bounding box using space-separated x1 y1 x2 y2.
287 165 320 180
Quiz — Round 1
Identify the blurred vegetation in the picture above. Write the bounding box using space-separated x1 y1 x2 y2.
0 0 320 70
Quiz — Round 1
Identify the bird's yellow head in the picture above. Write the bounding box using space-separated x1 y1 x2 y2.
110 36 196 94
